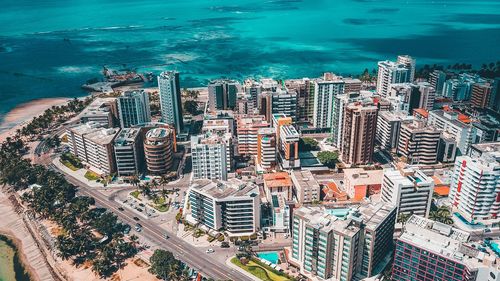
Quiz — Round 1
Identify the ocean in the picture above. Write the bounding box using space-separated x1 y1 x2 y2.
0 0 499 123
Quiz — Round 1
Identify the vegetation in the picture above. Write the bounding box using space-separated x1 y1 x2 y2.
397 213 411 224
149 249 189 281
298 137 319 152
358 68 377 83
429 206 453 225
130 190 140 199
0 138 137 278
415 61 500 79
84 170 100 181
317 151 339 169
182 89 200 100
60 153 83 171
231 257 292 281
183 100 199 115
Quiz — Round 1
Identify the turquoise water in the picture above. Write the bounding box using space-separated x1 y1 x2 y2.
257 251 279 265
488 241 500 257
326 208 351 218
1 0 499 127
454 212 483 226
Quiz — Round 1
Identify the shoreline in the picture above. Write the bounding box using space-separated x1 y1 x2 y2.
0 98 71 142
0 232 36 281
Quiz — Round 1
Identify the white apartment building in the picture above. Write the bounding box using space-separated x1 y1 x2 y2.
77 98 118 128
397 120 442 165
396 55 416 81
376 111 414 150
290 170 320 204
313 76 344 129
67 122 120 175
191 133 230 181
428 110 476 155
256 127 277 171
290 203 396 280
381 167 434 218
449 152 500 225
117 90 151 128
376 60 411 98
187 179 260 236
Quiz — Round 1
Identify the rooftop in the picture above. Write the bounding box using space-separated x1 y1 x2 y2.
114 128 141 147
78 97 116 118
344 168 384 187
190 178 259 199
263 172 293 188
69 121 120 145
290 170 320 191
384 167 433 187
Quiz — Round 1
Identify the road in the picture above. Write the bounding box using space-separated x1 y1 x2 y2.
47 163 252 281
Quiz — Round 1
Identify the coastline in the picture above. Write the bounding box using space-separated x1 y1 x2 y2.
0 232 34 281
0 189 57 281
0 98 71 142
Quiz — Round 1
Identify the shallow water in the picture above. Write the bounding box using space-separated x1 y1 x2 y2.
0 235 31 281
0 0 499 121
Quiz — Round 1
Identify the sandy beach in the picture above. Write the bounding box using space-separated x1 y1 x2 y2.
0 98 70 142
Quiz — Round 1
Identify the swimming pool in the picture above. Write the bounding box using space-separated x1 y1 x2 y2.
257 251 280 265
488 241 500 257
325 208 350 218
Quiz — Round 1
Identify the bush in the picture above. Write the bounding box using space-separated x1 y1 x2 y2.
250 233 258 240
230 237 238 243
218 235 225 242
317 151 339 168
240 236 249 241
299 137 319 151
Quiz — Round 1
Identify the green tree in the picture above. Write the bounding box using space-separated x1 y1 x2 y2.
299 137 319 151
183 100 198 115
149 249 184 280
317 151 339 168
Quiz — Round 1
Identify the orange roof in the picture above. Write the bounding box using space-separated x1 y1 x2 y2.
263 172 292 188
458 114 471 123
434 186 450 196
413 108 429 118
431 175 443 185
325 182 348 200
353 185 368 201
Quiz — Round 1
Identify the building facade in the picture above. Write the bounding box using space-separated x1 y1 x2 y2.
236 115 269 156
158 71 184 133
341 103 378 165
256 128 277 171
113 128 144 176
191 133 230 181
376 60 411 98
208 79 239 111
313 76 345 128
143 127 175 175
117 90 151 128
290 170 320 204
397 120 442 165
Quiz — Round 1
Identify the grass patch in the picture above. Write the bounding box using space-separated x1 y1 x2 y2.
130 190 140 199
84 170 100 181
60 159 80 171
149 196 169 212
231 257 290 281
150 203 169 212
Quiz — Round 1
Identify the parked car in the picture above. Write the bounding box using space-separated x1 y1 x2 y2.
206 248 215 254
133 216 140 221
118 207 124 211
221 242 230 248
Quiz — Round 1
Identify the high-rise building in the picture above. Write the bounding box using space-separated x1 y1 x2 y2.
376 60 411 98
491 78 500 113
244 79 261 109
290 170 320 204
389 83 422 114
416 82 436 110
208 79 240 111
256 127 277 171
343 77 362 93
285 78 313 122
117 90 151 128
341 103 378 165
191 132 231 181
393 215 500 281
113 128 144 177
143 127 175 175
158 71 184 133
449 152 500 225
259 89 298 122
67 122 120 175
396 55 416 81
278 124 300 169
429 70 447 96
188 179 260 236
236 115 269 156
376 111 414 150
397 120 442 165
471 83 492 109
290 203 396 280
381 167 434 218
313 75 345 128
428 109 476 155
443 73 485 101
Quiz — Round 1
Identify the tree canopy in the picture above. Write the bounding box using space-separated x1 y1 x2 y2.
317 151 339 169
299 137 319 152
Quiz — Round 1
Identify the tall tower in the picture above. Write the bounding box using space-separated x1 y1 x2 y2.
158 71 184 133
376 60 411 98
397 55 416 81
117 90 151 128
341 103 378 165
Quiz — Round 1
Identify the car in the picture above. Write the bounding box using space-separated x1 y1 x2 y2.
135 227 142 232
133 216 140 221
123 200 128 204
135 223 142 228
206 248 214 254
139 203 145 207
137 208 143 212
123 225 131 234
221 242 230 248
118 207 124 211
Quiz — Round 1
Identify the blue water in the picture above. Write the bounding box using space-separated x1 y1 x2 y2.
1 0 499 128
489 241 500 257
326 208 351 218
257 251 279 265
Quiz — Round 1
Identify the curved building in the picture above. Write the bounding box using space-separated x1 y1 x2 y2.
144 127 175 175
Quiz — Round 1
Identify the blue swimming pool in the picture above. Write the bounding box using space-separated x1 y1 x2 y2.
489 241 500 257
325 208 350 218
257 251 279 265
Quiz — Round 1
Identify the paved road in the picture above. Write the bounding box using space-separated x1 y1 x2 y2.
48 163 252 281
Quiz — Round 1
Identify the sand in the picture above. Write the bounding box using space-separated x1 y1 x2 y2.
0 98 70 142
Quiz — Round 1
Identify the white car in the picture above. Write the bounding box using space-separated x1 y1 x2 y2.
206 248 214 254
